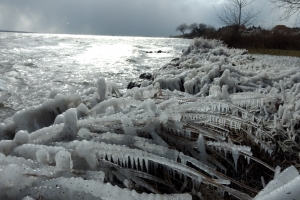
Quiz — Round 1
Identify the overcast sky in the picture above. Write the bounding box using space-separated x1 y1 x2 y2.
0 0 298 36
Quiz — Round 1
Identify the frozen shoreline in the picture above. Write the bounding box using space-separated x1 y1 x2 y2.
1 38 300 199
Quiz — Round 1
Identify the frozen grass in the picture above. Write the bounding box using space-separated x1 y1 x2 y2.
248 48 300 57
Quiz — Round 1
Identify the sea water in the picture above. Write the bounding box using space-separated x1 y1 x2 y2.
0 32 191 122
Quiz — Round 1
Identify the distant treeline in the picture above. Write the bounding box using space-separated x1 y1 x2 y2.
174 23 300 50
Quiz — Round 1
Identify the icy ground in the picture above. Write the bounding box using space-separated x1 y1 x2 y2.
1 38 300 200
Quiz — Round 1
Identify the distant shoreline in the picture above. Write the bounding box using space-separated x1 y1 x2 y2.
0 30 33 34
0 30 173 38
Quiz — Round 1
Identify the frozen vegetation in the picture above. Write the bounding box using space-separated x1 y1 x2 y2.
1 38 300 199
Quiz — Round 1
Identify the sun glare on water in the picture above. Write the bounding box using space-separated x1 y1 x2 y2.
76 43 133 66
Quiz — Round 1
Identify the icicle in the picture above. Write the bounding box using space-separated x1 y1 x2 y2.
172 167 176 179
112 155 117 164
280 80 286 101
121 157 125 167
242 111 246 119
130 156 134 169
231 147 239 172
274 166 281 179
181 156 187 165
261 176 266 188
246 156 250 164
139 158 143 171
217 187 225 198
186 130 191 139
237 122 241 130
197 176 202 187
145 158 149 173
197 134 207 163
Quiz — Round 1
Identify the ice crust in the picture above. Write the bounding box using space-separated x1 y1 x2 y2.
254 166 300 200
0 37 299 199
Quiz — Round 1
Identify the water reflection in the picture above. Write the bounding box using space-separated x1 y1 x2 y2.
0 33 191 120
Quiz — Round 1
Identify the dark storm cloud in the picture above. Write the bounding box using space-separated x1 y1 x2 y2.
0 0 217 36
0 0 297 36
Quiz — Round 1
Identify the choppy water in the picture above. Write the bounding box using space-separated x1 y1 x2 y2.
0 33 191 122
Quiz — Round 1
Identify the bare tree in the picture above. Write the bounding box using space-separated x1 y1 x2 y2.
270 0 300 20
197 23 207 35
189 23 198 33
176 23 188 36
215 0 261 28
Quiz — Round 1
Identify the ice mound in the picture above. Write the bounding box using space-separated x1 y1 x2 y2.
0 93 81 139
1 38 300 199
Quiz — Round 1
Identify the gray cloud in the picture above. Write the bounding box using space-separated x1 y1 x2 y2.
0 0 298 36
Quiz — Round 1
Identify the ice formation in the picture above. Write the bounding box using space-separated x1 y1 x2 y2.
1 37 300 199
254 166 300 200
